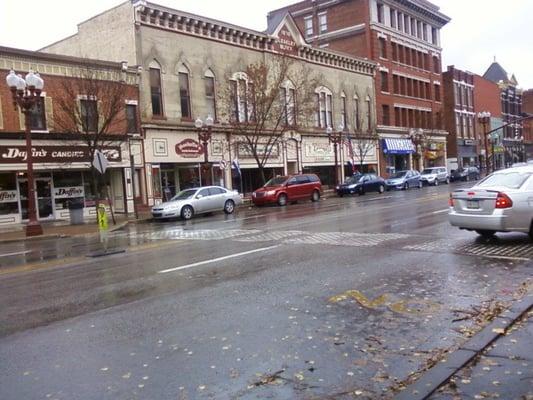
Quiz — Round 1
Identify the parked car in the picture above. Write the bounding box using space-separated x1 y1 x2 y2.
252 174 322 206
419 167 449 186
448 164 533 239
336 173 385 196
151 186 242 220
450 166 480 182
385 170 422 190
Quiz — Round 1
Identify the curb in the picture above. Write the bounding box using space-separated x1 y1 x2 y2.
0 233 65 244
393 294 533 400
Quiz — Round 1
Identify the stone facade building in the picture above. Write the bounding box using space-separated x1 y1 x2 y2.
42 0 377 204
0 46 141 226
268 0 450 175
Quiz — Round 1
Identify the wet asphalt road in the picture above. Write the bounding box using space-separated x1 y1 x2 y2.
0 182 532 399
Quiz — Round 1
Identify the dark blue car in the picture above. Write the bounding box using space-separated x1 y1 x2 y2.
336 173 385 196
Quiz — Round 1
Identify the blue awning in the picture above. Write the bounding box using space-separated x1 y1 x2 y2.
382 139 415 155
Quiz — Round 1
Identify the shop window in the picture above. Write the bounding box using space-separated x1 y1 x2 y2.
53 171 84 211
149 66 163 117
126 104 138 133
205 70 217 120
179 69 191 119
0 173 19 215
151 168 162 198
80 99 98 132
29 97 47 131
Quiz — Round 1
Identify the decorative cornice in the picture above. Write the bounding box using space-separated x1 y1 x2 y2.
135 2 376 76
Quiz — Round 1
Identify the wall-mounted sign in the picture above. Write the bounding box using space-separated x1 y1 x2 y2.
0 146 121 163
304 142 333 162
274 25 298 55
175 139 204 158
54 186 85 199
0 190 18 203
236 143 279 159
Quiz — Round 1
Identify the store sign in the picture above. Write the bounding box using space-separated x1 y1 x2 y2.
54 186 85 199
237 143 279 159
0 146 121 163
274 25 298 55
0 190 18 203
175 139 203 158
304 142 333 162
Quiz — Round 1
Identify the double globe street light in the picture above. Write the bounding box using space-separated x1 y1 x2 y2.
195 115 214 183
327 124 345 186
477 111 492 173
6 70 45 236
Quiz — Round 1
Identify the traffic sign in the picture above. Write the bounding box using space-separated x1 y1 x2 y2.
92 150 109 174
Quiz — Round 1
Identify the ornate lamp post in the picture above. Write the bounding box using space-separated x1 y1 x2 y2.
195 115 214 183
409 128 425 170
6 70 44 236
327 124 343 186
477 111 491 173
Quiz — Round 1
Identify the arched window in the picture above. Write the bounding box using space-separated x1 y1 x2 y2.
178 64 191 119
315 86 333 128
280 80 296 126
353 93 360 130
149 60 163 116
204 69 217 120
366 95 373 132
340 92 347 129
230 72 254 123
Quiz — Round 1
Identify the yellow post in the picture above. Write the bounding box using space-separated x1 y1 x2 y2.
97 204 109 250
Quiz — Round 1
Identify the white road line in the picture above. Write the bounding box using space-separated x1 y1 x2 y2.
158 245 279 274
0 250 32 258
482 255 531 261
432 209 449 214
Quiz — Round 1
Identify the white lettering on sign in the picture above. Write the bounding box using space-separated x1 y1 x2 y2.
53 186 85 199
0 190 18 203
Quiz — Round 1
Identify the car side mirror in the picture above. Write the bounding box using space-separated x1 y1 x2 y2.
196 194 203 199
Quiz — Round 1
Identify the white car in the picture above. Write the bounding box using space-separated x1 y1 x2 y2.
419 167 449 186
151 186 242 220
448 165 533 239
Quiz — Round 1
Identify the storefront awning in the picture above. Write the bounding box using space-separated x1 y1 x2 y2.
382 139 415 155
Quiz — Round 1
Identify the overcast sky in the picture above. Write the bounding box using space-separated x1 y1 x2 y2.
1 0 531 88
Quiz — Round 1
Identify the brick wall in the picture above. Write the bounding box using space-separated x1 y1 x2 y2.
523 89 533 143
473 75 501 117
442 69 458 158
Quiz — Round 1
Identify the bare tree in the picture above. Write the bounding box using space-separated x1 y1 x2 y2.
345 96 379 173
218 55 321 185
53 65 129 217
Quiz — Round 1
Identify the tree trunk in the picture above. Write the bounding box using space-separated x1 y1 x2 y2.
259 165 267 186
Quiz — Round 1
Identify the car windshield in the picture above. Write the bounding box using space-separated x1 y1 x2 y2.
390 171 407 179
454 168 464 173
344 175 361 184
421 169 436 175
477 172 531 189
264 176 288 187
171 189 197 200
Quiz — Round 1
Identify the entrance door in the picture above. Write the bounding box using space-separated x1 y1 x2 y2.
18 176 54 220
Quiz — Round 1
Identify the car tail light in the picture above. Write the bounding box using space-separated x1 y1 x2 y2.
495 192 513 209
448 193 454 207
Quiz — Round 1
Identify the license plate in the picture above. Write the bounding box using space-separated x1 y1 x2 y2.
466 200 479 209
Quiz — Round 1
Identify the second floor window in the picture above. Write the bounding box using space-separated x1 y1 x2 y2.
205 74 216 120
80 99 98 132
318 13 327 33
380 71 389 92
281 87 296 126
304 16 313 37
150 68 163 116
179 72 191 119
126 104 138 133
29 97 46 131
231 77 254 123
340 95 347 129
315 89 332 128
379 38 387 58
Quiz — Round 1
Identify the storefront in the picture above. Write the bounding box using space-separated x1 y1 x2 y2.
456 139 478 167
381 138 415 175
0 140 138 226
301 136 338 187
424 141 447 168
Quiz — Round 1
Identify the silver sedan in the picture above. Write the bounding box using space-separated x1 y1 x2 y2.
448 164 533 239
151 186 242 220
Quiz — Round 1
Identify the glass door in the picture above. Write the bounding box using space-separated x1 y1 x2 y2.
18 176 54 220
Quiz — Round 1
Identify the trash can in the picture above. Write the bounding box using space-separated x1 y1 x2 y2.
68 200 85 225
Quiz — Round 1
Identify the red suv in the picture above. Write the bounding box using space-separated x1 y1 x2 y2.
252 174 322 206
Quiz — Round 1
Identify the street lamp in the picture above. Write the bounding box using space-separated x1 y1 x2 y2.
6 70 44 236
409 128 425 170
477 111 491 173
195 115 214 183
327 124 343 186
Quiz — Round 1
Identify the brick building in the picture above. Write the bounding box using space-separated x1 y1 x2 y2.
522 89 533 160
442 66 476 169
268 0 451 175
473 74 505 170
482 60 524 166
0 46 142 226
42 1 377 202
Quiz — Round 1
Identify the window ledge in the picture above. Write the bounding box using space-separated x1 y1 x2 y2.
30 130 49 134
151 115 167 121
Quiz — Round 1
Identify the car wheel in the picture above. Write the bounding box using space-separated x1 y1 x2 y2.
475 229 496 239
445 178 450 184
181 205 194 220
338 193 344 197
378 185 385 194
418 181 423 189
465 175 470 182
311 190 320 202
277 193 288 206
223 200 235 214
358 186 365 195
403 182 408 190
434 179 439 186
